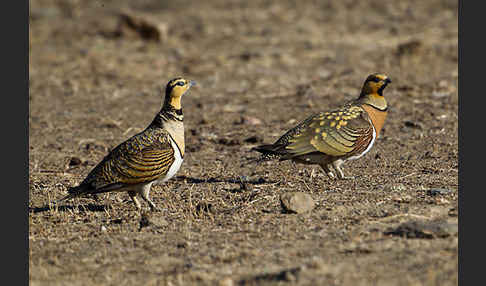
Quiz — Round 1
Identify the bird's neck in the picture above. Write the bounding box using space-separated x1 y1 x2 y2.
151 105 183 128
358 93 388 111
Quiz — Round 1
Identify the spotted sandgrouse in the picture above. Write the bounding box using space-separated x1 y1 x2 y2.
252 73 391 180
59 78 196 211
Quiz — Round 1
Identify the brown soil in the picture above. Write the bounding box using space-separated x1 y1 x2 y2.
29 1 458 285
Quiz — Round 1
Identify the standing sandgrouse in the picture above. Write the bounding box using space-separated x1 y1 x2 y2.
252 73 391 180
59 78 196 211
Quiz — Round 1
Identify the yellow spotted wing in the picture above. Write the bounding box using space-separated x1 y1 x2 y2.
285 104 373 158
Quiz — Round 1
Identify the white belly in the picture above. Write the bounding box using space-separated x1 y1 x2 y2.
159 137 183 183
347 123 376 161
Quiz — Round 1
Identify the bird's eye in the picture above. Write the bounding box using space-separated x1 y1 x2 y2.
372 77 380 83
177 81 185 86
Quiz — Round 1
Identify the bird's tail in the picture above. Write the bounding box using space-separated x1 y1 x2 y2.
246 144 284 165
55 185 86 204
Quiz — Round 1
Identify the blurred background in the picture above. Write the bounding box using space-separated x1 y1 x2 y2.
29 0 458 166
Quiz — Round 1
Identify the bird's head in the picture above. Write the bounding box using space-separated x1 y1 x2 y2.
164 78 196 110
358 73 391 110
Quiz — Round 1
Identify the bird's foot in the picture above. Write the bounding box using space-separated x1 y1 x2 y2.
326 172 336 180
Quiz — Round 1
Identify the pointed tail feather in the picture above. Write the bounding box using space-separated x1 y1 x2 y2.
56 181 124 204
55 185 87 203
246 144 286 164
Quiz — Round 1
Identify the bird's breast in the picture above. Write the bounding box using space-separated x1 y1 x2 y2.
164 121 185 157
361 105 387 137
159 136 184 183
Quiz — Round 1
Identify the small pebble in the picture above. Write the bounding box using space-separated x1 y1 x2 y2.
280 192 315 214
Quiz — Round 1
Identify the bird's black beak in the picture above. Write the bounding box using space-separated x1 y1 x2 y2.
385 78 392 84
189 80 197 87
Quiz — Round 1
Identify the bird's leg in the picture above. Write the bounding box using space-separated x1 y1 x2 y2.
332 160 355 180
128 191 142 211
319 163 336 179
140 184 160 212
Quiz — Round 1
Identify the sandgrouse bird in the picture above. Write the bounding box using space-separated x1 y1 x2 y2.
59 78 196 211
252 73 391 180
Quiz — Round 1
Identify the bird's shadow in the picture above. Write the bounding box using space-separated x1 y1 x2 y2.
173 175 272 185
30 176 275 214
29 203 110 214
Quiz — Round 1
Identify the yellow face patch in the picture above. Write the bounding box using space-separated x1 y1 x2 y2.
165 78 193 109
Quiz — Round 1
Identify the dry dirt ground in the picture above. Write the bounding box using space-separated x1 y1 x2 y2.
29 0 458 285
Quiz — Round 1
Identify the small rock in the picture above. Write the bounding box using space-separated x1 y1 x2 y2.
100 225 107 232
426 188 455 196
384 220 458 239
280 192 315 214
